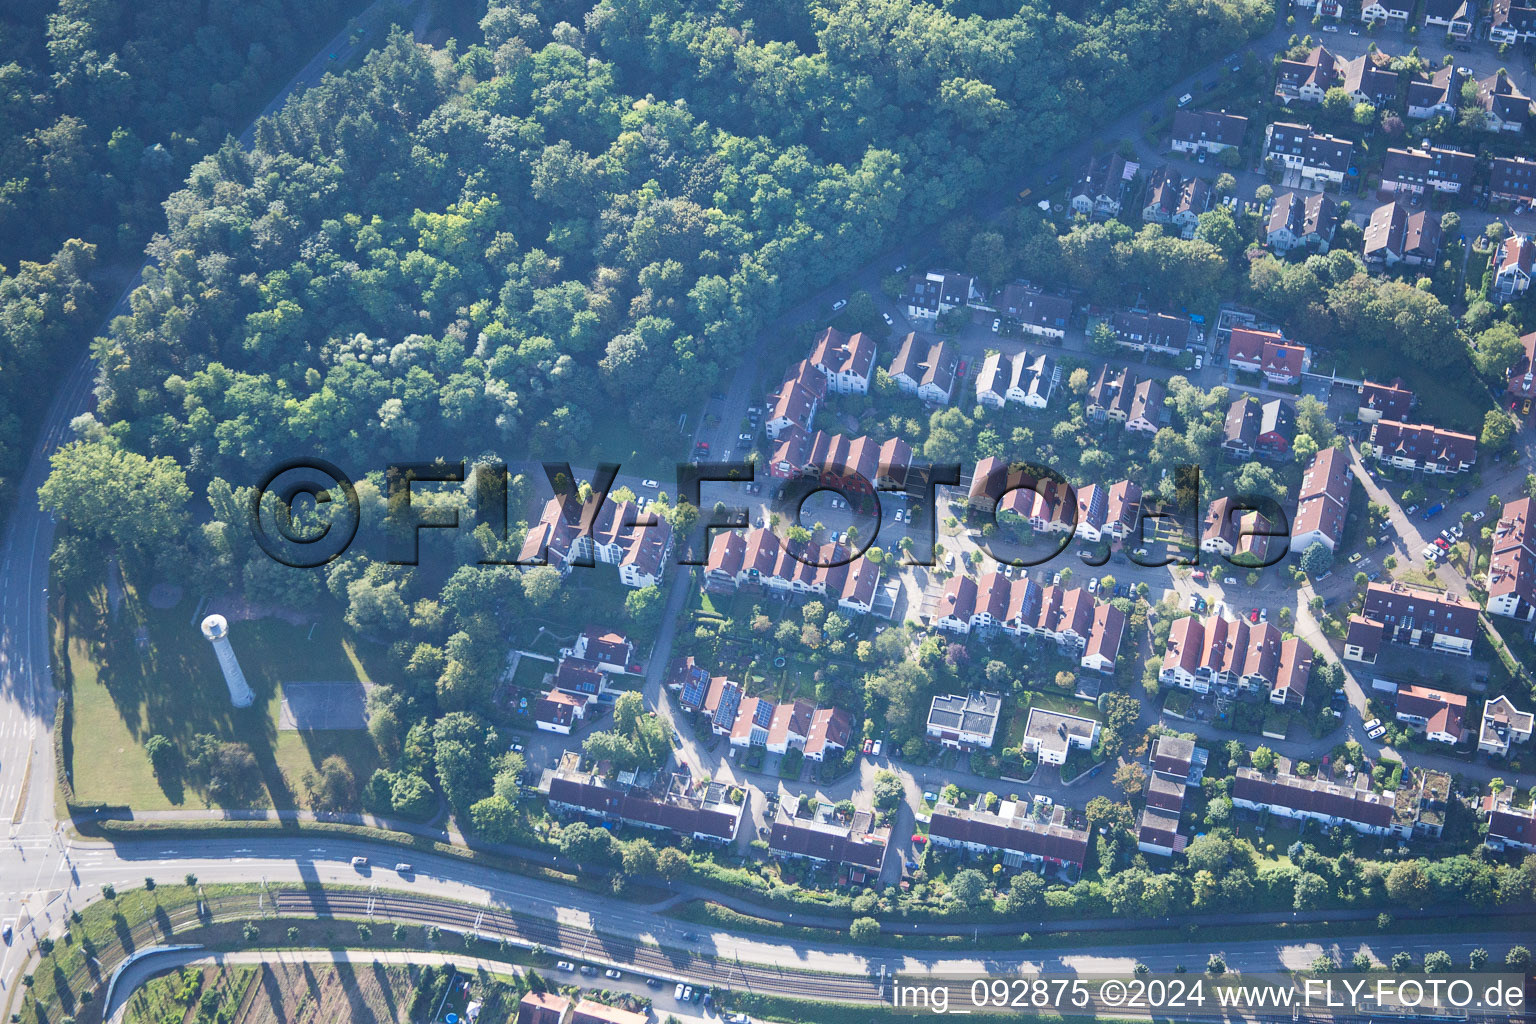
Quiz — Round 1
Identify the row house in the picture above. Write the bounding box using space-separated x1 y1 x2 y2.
1292 447 1353 555
1394 684 1468 744
1506 332 1536 407
889 333 959 405
1491 0 1536 41
1476 71 1532 133
730 695 775 747
723 697 850 760
677 669 744 737
804 707 854 761
925 690 1002 749
766 698 816 754
1485 793 1536 852
1109 310 1194 356
1233 765 1396 835
519 496 673 589
966 459 1072 530
1223 395 1295 460
1379 146 1475 196
1142 168 1210 239
1201 496 1274 564
1074 479 1143 543
1478 695 1534 757
1275 46 1342 103
766 360 826 439
1227 327 1308 384
975 350 1058 409
997 283 1070 340
928 798 1091 873
1159 614 1312 699
1367 419 1476 474
1488 496 1536 622
702 528 882 615
1423 0 1476 37
1266 190 1338 253
1268 639 1315 708
1170 109 1249 155
808 326 877 395
1491 156 1536 205
1264 123 1354 189
1363 202 1441 266
1494 234 1536 304
1086 365 1164 434
935 572 1130 674
1137 734 1207 856
1406 64 1463 119
768 795 889 880
905 270 977 321
1021 708 1099 766
1357 379 1414 424
542 752 745 844
1070 153 1138 219
1344 583 1478 661
767 427 912 490
1392 768 1453 839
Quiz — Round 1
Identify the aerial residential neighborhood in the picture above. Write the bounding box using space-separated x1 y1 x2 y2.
4 0 1536 1022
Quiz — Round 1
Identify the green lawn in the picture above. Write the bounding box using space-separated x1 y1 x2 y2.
63 581 388 811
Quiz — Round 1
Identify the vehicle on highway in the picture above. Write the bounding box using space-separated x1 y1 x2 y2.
831 298 847 311
394 862 413 873
350 856 368 868
1 919 12 944
558 961 576 972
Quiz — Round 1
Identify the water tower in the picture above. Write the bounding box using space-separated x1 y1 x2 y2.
201 614 255 708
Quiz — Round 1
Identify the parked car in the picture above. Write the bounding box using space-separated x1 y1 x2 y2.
1178 92 1193 107
831 298 847 311
1368 724 1387 740
1 920 12 944
991 318 1001 332
872 740 883 756
1472 510 1486 522
1348 552 1362 564
1223 576 1237 585
1364 718 1381 731
882 312 894 326
606 969 623 980
580 966 599 977
558 961 577 972
862 738 873 754
1033 794 1053 806
646 979 663 989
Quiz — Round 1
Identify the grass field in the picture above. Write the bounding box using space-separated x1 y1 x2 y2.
62 579 391 811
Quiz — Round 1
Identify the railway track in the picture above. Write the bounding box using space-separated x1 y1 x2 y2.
269 889 884 1002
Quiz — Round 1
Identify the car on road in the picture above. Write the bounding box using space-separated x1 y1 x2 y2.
1 920 12 944
350 856 368 869
682 931 699 941
991 318 1001 333
605 969 623 980
831 298 847 311
738 432 753 442
882 312 894 326
1368 724 1387 740
894 263 907 273
1348 552 1362 564
394 862 413 873
1177 92 1193 107
580 965 598 976
641 478 659 489
558 961 577 972
1223 576 1237 585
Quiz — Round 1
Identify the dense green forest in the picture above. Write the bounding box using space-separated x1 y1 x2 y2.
0 0 356 509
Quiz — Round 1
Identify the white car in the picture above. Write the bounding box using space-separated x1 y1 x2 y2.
1033 793 1053 806
882 312 894 326
893 509 906 523
991 318 1001 332
605 969 623 980
394 862 413 873
350 856 368 868
1472 510 1486 522
1223 576 1237 585
641 478 659 489
1363 718 1381 731
872 740 883 756
1259 608 1268 622
1368 725 1387 740
831 298 847 311
559 961 577 972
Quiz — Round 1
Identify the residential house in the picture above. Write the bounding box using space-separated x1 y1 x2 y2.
889 333 959 404
1392 768 1453 838
1126 377 1165 435
1074 480 1142 543
702 528 883 615
1344 583 1479 660
1394 684 1468 743
1142 166 1181 226
1478 695 1534 756
1506 332 1536 407
998 477 1076 535
1362 0 1412 24
905 270 977 321
765 360 826 439
1171 177 1211 239
1109 310 1194 356
1087 365 1135 422
768 795 890 880
1363 202 1441 266
1269 638 1315 708
1476 70 1532 132
967 458 1052 516
1202 496 1275 563
1170 109 1249 154
571 1002 647 1024
765 698 815 754
808 327 877 395
1227 328 1308 384
1267 190 1338 253
1367 419 1476 474
1233 765 1396 835
928 797 1091 873
682 675 744 736
1485 795 1536 852
1020 708 1099 765
1357 379 1414 423
1489 497 1536 621
1491 0 1536 41
551 658 609 700
1406 64 1463 119
1158 614 1290 694
535 690 588 734
1379 146 1476 196
1491 156 1536 205
1292 446 1353 554
1494 234 1536 303
767 429 912 492
926 691 1003 749
519 496 673 589
997 284 1071 340
519 993 572 1024
1340 52 1401 108
1264 123 1354 188
1422 0 1476 37
563 628 634 674
542 752 745 844
805 707 853 761
1081 602 1128 675
729 696 775 747
1275 46 1342 103
975 350 1057 409
1070 154 1137 218
1223 395 1295 460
